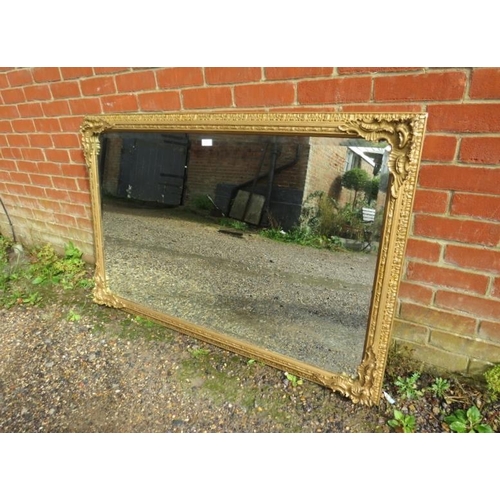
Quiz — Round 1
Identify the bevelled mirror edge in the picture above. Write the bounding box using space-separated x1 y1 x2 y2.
81 112 428 406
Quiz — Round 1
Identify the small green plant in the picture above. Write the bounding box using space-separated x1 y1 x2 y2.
394 372 425 400
284 372 303 388
430 377 451 398
22 291 41 306
190 347 211 358
444 405 494 433
388 409 416 433
67 310 82 322
484 364 500 401
133 315 155 327
219 218 248 231
191 195 213 211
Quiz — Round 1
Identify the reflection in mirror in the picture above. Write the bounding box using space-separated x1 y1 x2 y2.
98 132 390 377
82 112 427 405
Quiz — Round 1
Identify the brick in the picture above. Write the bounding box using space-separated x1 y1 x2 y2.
413 188 449 214
1 88 25 104
9 171 30 183
374 71 467 101
0 120 13 133
479 320 500 343
12 119 35 133
392 318 430 342
50 81 81 99
450 193 500 222
493 277 500 300
51 176 78 191
418 164 500 195
414 214 500 246
0 104 20 118
0 73 8 89
399 302 477 335
406 236 443 263
427 104 500 132
470 68 500 99
45 188 71 202
32 67 61 83
7 69 33 87
42 100 71 117
93 68 128 75
23 84 52 101
460 137 500 164
115 71 156 92
3 148 22 159
435 290 500 322
51 134 80 148
53 213 77 227
391 340 469 373
61 164 87 177
15 160 38 173
100 94 139 112
22 148 45 161
137 91 181 111
338 103 424 113
398 281 434 304
61 67 94 80
338 67 422 74
35 163 61 177
157 67 204 87
406 261 489 295
59 116 84 132
444 245 500 274
297 77 371 104
45 149 70 163
69 149 86 164
421 135 457 162
17 102 44 117
29 134 53 148
265 68 332 80
234 83 295 107
430 330 500 364
34 118 61 133
80 76 116 96
29 173 53 187
77 178 90 192
68 97 102 115
183 86 232 109
7 134 30 147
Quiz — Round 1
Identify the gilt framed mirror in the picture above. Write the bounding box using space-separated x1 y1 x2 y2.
81 112 427 406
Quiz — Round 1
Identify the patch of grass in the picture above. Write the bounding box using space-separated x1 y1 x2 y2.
260 227 343 252
0 237 93 309
190 195 213 211
219 218 248 231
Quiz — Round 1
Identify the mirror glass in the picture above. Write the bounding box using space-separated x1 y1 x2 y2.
82 112 427 405
99 132 389 377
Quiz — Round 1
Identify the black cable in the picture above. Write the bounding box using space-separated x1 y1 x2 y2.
0 196 17 243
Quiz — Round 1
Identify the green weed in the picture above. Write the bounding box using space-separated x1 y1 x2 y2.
285 372 303 388
394 372 425 400
430 377 451 398
388 409 416 433
444 406 494 433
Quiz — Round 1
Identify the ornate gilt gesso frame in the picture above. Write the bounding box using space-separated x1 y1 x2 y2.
81 112 427 406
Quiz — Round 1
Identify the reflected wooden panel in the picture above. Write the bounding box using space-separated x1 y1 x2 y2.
82 112 427 405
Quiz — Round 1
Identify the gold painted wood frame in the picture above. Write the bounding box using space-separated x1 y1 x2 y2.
81 112 427 406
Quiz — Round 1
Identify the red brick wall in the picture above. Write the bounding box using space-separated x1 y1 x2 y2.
1 67 499 374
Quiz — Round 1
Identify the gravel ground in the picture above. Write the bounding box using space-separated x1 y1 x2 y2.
102 203 377 376
1 219 498 433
